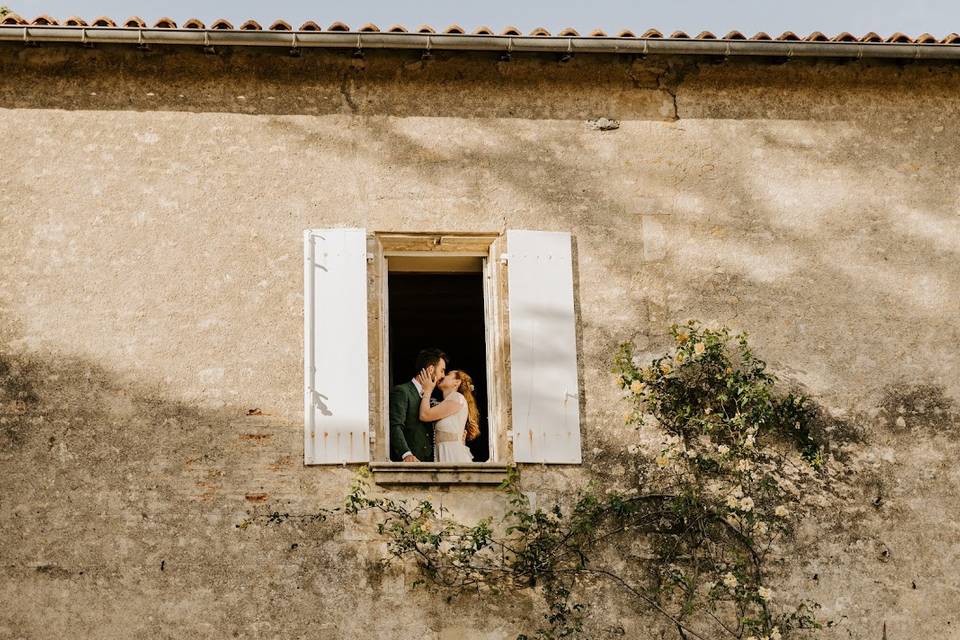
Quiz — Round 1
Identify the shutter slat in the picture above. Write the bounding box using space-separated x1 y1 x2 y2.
304 228 370 464
507 230 582 464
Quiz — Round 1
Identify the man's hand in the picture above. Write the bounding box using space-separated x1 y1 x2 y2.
402 453 419 463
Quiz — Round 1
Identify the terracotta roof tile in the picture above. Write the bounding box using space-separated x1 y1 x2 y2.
831 32 857 42
5 17 959 52
886 32 912 43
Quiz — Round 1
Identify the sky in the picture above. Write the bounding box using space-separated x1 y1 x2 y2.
8 0 960 38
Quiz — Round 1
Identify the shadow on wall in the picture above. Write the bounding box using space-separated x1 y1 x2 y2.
279 110 960 403
0 45 679 120
0 317 339 634
2 44 958 121
0 325 291 509
0 315 537 638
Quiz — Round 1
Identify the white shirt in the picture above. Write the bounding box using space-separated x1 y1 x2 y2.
402 378 424 460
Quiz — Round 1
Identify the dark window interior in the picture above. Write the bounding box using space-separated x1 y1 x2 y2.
388 272 489 462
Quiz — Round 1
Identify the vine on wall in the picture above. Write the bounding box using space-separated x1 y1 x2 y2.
258 322 842 639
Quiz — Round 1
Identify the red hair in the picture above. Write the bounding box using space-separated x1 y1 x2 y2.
452 370 480 441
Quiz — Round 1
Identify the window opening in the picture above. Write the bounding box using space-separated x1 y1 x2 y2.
387 258 490 462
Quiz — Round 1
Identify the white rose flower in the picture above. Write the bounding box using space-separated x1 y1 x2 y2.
771 629 782 640
774 505 789 517
757 586 772 600
739 496 755 512
722 572 738 589
717 444 730 455
726 495 740 509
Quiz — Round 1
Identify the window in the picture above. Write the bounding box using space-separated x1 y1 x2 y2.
387 261 491 461
303 229 582 473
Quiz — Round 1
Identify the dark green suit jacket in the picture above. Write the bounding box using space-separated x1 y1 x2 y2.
389 381 434 462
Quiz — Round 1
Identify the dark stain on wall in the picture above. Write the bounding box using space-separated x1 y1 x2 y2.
878 382 957 436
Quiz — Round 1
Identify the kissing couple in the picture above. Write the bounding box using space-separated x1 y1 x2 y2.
389 348 480 463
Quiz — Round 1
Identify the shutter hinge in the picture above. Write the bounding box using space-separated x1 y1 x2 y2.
366 252 375 263
499 253 509 265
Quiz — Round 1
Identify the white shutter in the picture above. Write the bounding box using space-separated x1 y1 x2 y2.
507 230 582 463
303 228 370 464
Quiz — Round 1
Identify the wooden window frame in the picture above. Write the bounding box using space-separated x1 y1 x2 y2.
367 232 511 484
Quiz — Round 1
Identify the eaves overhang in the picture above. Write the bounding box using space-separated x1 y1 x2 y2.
2 26 960 60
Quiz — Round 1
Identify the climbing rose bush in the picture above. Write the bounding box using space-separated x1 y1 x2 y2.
256 322 838 639
610 321 834 638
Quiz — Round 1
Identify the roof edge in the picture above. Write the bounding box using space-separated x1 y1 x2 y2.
2 26 960 60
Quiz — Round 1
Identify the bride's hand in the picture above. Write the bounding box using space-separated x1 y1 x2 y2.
416 368 437 392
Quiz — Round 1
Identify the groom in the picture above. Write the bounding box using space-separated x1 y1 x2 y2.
389 348 448 462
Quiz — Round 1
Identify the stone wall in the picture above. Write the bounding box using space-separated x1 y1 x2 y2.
0 44 958 639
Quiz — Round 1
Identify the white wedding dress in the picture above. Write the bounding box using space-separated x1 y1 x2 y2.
434 392 475 463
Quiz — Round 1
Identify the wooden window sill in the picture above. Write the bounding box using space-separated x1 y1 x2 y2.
369 462 510 485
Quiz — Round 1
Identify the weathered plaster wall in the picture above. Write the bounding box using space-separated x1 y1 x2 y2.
0 45 958 639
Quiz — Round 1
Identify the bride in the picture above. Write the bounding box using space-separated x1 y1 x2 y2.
416 368 480 463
